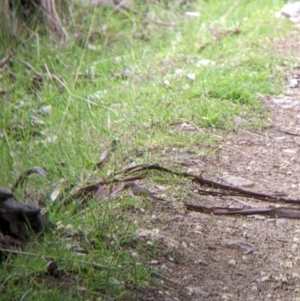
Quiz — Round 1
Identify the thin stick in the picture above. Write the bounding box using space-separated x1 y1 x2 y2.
231 197 255 208
0 248 119 270
0 248 37 256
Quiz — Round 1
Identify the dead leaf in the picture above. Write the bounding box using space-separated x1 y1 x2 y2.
95 185 108 201
95 139 118 170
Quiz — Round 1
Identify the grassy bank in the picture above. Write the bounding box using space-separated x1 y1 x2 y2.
0 0 292 300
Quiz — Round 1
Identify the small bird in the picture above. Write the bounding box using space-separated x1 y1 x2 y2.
124 182 164 201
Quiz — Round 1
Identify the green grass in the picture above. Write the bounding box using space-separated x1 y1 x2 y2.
0 0 293 299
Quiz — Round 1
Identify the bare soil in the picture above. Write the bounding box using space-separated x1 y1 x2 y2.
137 31 300 301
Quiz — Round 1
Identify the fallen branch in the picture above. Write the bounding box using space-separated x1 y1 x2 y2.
120 164 300 205
198 28 241 53
184 203 300 219
278 129 300 137
64 175 143 202
68 163 300 212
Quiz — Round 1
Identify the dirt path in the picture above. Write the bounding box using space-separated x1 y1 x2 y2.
138 34 300 301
